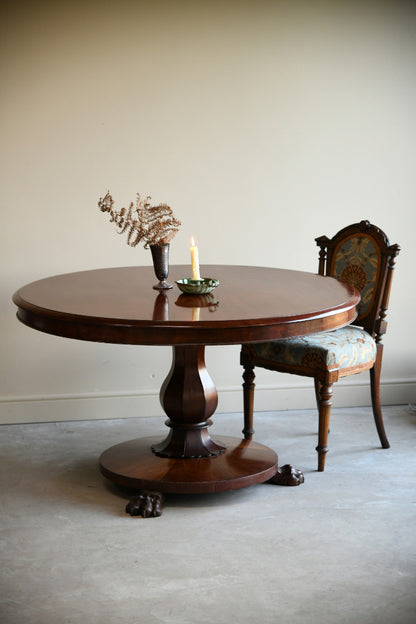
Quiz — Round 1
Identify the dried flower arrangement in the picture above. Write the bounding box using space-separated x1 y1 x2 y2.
98 190 181 248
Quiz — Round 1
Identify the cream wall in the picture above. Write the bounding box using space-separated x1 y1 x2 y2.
2 0 415 424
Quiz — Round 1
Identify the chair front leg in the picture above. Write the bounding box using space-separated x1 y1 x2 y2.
316 382 333 471
370 343 390 449
314 378 322 411
242 361 256 439
315 378 331 435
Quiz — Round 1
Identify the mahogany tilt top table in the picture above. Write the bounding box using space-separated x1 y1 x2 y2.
13 265 359 517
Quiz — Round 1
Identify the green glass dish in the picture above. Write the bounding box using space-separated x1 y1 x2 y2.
175 278 219 295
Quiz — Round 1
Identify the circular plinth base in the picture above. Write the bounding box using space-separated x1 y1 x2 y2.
99 436 278 494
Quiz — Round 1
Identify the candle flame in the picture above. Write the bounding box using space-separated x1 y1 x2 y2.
190 236 196 246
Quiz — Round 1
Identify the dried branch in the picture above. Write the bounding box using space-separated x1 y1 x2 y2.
98 190 181 248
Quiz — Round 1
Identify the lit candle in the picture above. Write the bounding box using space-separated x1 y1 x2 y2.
190 236 201 280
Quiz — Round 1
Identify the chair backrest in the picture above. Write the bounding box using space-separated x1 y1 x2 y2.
315 221 400 341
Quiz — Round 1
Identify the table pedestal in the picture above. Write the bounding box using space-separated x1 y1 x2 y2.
99 345 304 517
152 345 225 458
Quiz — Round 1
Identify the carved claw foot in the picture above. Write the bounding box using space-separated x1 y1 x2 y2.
125 491 165 517
268 464 304 486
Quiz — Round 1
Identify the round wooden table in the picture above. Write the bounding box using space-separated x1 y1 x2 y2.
13 265 359 517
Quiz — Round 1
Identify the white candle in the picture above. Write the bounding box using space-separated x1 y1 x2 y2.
190 237 201 280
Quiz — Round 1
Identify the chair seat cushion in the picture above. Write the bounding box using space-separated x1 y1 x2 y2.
249 326 376 371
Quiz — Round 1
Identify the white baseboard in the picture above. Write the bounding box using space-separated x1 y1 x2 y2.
0 391 162 425
217 378 416 413
1 379 415 425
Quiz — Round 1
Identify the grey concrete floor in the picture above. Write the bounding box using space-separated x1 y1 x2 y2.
1 405 415 624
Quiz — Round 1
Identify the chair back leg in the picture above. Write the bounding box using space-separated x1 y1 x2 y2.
370 344 390 449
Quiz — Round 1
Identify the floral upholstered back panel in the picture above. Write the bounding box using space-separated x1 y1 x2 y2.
330 234 380 321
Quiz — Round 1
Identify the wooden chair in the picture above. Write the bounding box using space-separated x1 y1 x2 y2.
240 221 400 471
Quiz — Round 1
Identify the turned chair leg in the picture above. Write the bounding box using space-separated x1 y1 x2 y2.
316 382 333 471
314 378 330 435
242 362 256 439
370 344 390 449
314 377 331 433
314 378 322 410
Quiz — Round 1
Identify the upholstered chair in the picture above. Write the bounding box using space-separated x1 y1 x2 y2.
240 221 400 471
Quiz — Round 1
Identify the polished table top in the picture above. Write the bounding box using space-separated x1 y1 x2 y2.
13 264 359 345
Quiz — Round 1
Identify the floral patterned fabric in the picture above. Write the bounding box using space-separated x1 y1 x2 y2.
331 234 380 320
249 326 376 371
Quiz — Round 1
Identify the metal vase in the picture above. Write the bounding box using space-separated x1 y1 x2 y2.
150 244 173 290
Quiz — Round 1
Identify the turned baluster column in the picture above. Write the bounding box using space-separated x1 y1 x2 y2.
152 345 226 458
